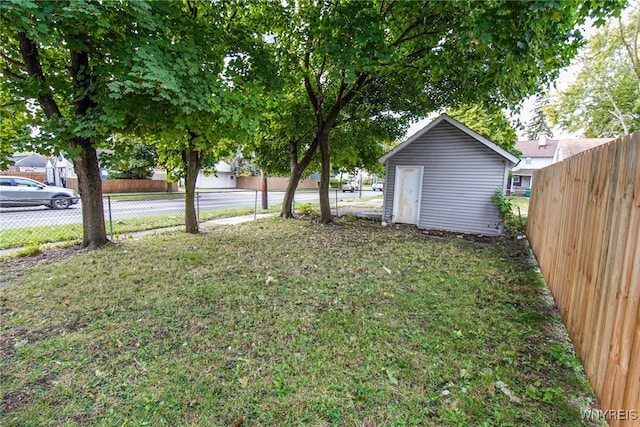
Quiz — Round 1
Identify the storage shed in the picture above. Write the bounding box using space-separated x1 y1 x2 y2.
379 114 519 236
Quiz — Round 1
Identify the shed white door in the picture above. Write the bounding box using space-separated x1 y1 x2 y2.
392 166 423 225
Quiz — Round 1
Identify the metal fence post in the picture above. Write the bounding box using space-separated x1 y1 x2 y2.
107 195 113 240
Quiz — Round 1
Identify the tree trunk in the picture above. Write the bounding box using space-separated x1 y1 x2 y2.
280 137 319 218
281 163 306 218
18 32 108 248
73 138 109 249
184 147 202 233
318 132 332 224
260 170 268 209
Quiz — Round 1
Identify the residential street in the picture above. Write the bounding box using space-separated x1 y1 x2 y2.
0 189 374 230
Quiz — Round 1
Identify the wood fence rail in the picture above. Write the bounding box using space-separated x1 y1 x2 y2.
527 132 639 426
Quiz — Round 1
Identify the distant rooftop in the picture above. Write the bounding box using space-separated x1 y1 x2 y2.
10 153 49 168
515 137 613 160
515 139 559 157
554 138 613 161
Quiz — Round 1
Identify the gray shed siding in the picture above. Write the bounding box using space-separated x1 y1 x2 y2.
383 121 507 235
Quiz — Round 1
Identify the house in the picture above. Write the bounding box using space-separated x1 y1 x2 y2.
5 153 76 187
8 153 49 172
509 136 558 195
509 136 612 195
196 160 236 189
379 114 519 236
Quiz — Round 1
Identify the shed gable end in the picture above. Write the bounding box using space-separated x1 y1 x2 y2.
383 120 508 235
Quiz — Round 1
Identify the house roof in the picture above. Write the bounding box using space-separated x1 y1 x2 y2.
555 138 612 161
11 153 48 168
515 137 613 161
515 139 559 157
379 114 520 165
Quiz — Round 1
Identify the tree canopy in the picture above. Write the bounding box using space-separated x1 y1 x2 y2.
446 105 518 155
1 0 626 237
1 0 270 237
526 95 554 140
1 1 187 247
257 0 623 223
109 0 271 232
550 2 639 137
100 141 157 180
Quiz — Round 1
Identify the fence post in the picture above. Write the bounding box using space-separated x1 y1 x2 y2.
107 195 113 240
335 189 338 215
196 192 200 222
254 190 258 220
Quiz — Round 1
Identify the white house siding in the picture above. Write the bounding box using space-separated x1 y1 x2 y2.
383 121 507 236
196 172 236 189
512 156 553 171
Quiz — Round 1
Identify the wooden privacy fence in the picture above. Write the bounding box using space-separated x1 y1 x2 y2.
236 176 320 191
65 178 178 193
0 172 176 193
527 132 639 425
0 171 47 182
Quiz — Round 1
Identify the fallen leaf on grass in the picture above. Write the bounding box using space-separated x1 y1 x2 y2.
238 377 249 389
232 417 244 427
384 368 398 385
494 380 521 404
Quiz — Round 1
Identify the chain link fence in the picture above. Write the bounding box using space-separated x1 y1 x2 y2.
0 191 273 251
1 189 379 252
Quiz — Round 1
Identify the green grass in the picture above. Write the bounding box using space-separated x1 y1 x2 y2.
105 193 187 201
509 196 530 215
0 205 281 250
1 218 598 426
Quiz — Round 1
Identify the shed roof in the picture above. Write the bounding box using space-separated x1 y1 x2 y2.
379 114 519 165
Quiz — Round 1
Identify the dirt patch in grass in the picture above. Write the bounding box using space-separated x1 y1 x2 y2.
1 217 601 426
0 244 91 288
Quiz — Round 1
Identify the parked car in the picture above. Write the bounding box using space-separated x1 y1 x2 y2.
0 176 80 209
341 182 359 193
372 181 384 191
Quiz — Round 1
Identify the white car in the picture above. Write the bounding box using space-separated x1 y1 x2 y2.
372 181 383 191
341 182 359 192
0 176 80 209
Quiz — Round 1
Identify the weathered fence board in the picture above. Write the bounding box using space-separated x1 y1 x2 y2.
527 132 639 426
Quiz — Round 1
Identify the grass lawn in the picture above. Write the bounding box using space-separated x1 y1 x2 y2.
0 205 282 251
509 196 530 216
0 216 598 426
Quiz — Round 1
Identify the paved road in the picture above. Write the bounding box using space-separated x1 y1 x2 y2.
0 189 376 230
